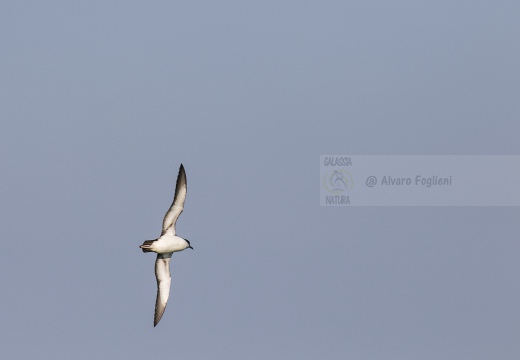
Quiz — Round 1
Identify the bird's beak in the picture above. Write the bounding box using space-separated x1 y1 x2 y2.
189 245 194 250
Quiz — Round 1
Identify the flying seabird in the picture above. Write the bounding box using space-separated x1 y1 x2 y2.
140 164 193 327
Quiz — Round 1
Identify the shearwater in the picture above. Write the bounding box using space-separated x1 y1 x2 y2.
139 164 193 327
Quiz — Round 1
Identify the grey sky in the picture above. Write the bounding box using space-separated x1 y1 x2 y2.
1 1 519 359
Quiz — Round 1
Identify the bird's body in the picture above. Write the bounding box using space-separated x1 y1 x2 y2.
139 164 193 327
140 234 190 254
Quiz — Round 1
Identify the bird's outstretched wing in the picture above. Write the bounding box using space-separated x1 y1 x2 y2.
161 164 187 236
154 252 173 327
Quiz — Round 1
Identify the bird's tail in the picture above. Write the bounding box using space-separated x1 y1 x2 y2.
139 240 156 253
